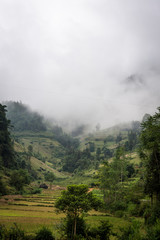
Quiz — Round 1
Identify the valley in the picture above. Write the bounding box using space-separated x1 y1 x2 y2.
0 101 159 239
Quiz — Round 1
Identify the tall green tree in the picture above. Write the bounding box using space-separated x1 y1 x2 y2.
10 169 30 191
140 107 160 203
0 104 15 168
99 146 128 204
55 184 102 239
44 172 55 189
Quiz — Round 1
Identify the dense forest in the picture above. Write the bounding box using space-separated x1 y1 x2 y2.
0 101 160 239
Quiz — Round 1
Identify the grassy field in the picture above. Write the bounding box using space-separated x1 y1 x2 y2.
0 188 134 239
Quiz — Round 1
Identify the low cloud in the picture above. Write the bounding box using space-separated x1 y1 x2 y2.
0 0 160 129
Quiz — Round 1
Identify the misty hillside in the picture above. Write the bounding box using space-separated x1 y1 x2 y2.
5 101 142 172
0 101 145 195
5 101 47 132
1 1 160 237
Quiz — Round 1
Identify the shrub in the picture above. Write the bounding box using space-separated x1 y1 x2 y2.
0 224 6 240
115 210 124 218
58 216 87 239
7 224 26 240
110 201 127 213
30 188 41 194
35 226 55 240
128 203 139 216
144 204 160 225
144 220 160 240
118 220 143 240
0 223 31 240
0 177 7 196
88 220 113 240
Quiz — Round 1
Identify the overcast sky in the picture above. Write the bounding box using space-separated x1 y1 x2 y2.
0 0 160 129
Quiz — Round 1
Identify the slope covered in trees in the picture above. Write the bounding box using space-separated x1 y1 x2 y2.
1 101 160 239
5 101 47 132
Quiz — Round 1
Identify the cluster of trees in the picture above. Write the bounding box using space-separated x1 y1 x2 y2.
124 131 138 151
52 125 80 149
61 123 140 174
98 107 160 230
62 148 95 172
99 146 135 209
5 101 46 132
0 104 40 195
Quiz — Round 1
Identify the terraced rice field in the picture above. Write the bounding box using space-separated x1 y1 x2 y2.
0 189 64 237
0 188 130 239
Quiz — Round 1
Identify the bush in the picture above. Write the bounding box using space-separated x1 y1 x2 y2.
133 202 146 217
110 201 127 213
10 170 31 192
0 223 31 240
88 220 113 240
0 224 6 240
0 178 7 196
35 226 55 240
115 210 124 218
30 188 41 194
128 203 139 216
118 220 143 240
144 204 160 225
58 216 87 239
144 220 160 240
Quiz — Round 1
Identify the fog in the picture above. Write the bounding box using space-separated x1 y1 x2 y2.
0 0 160 129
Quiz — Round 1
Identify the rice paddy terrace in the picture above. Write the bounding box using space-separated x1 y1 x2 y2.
0 188 131 239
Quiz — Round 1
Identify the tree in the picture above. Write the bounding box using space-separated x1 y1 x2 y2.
113 146 128 184
0 104 15 168
116 133 122 144
55 184 102 239
10 169 30 192
44 172 55 189
125 131 138 151
102 147 112 159
96 147 101 160
0 176 7 195
139 107 160 203
89 142 95 152
99 147 128 205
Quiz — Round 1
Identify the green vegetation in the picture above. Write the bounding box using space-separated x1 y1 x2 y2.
5 101 46 132
0 104 15 169
44 172 56 189
35 226 55 240
55 184 102 239
140 107 160 204
1 101 160 239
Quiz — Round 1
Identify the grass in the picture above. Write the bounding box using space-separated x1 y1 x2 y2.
0 189 64 238
0 188 137 239
55 174 96 187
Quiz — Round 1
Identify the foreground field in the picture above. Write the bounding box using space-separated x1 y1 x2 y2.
0 188 135 239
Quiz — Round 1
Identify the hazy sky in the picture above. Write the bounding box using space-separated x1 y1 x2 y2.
0 0 160 129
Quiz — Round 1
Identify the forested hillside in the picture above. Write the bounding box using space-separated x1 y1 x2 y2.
0 102 81 194
1 101 160 239
0 101 143 193
5 101 46 132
